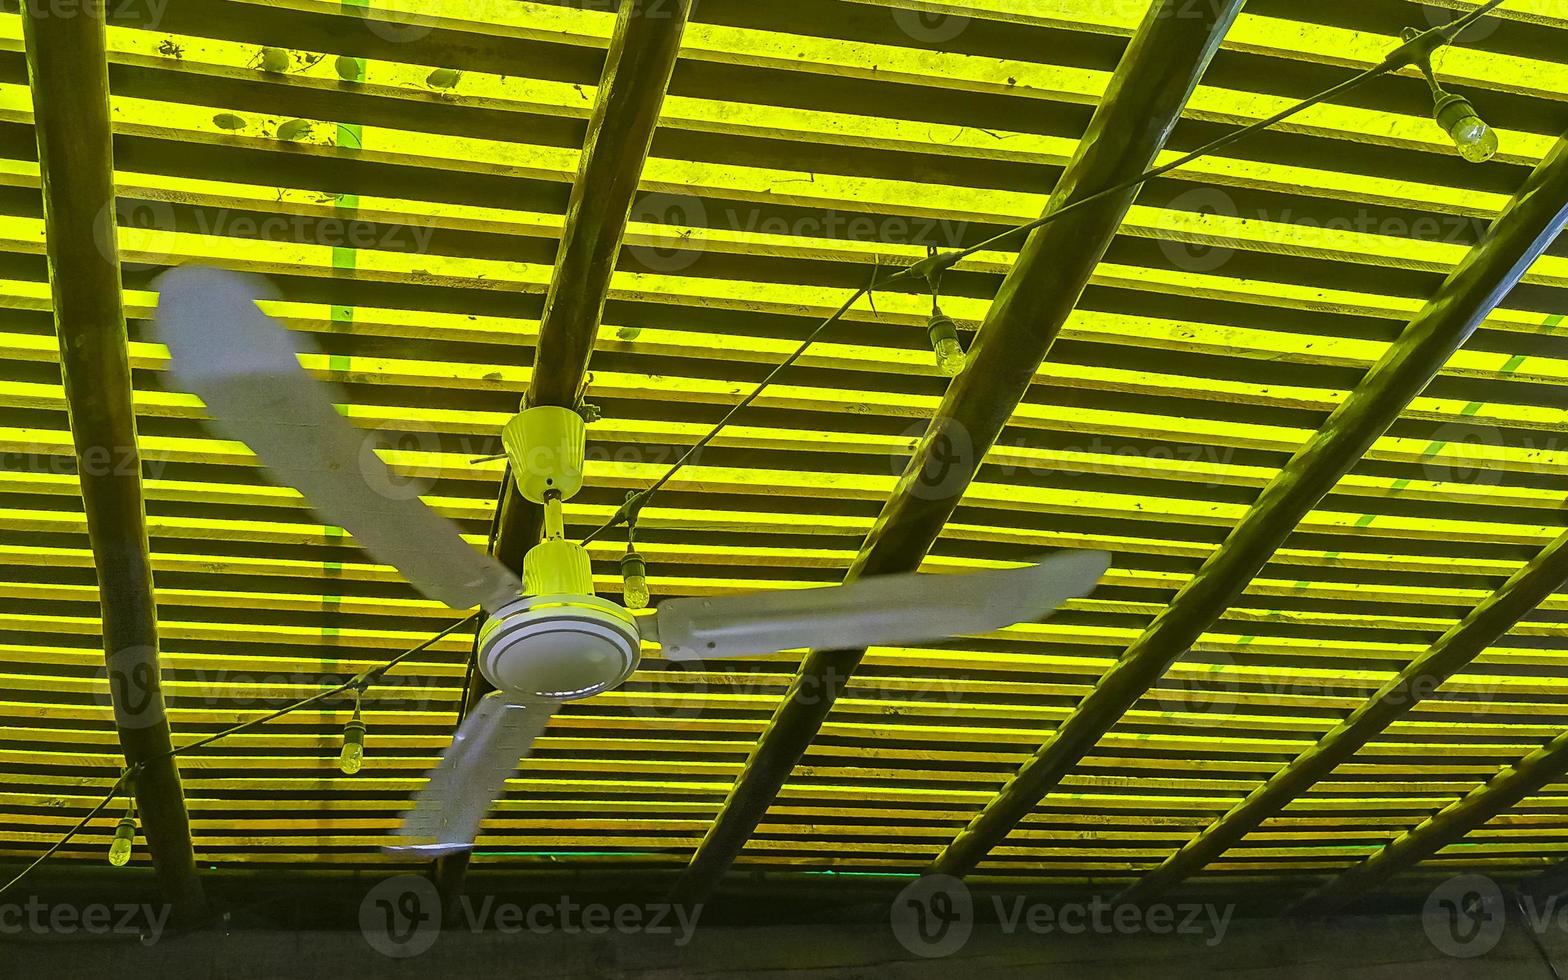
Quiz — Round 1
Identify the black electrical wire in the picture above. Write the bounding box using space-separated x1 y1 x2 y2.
0 611 481 901
151 611 481 762
576 1 1508 546
580 279 873 545
0 770 133 899
1517 890 1566 980
941 0 1506 267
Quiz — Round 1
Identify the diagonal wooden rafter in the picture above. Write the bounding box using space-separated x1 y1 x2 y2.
1299 724 1568 913
670 0 1246 905
1120 524 1568 904
436 0 691 907
20 3 205 917
928 120 1568 879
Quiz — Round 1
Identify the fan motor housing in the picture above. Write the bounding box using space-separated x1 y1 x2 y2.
479 595 641 701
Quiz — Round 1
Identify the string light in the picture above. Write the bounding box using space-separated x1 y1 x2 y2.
620 492 650 610
1404 27 1499 163
108 774 135 868
1435 92 1499 164
916 245 967 377
339 688 366 775
621 551 650 609
927 308 967 377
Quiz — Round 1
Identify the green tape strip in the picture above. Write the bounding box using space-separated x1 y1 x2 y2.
319 28 367 658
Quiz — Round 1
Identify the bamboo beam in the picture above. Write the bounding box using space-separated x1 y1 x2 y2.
1298 727 1568 913
1119 527 1568 904
21 4 204 917
929 123 1568 879
671 0 1245 904
439 0 690 911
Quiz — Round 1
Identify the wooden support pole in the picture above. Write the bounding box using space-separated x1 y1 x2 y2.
22 2 205 918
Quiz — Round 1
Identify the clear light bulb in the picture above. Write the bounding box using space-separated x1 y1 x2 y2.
109 816 135 867
1433 94 1498 165
927 311 968 378
933 336 967 377
340 716 366 775
1448 113 1499 164
621 552 650 610
624 573 649 610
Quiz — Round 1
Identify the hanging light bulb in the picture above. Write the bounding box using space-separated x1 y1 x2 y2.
621 551 650 610
109 815 136 867
618 492 650 610
109 781 136 867
1403 30 1498 165
927 309 967 377
339 692 366 775
1433 92 1499 164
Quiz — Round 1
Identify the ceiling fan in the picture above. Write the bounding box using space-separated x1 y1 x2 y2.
155 266 1111 856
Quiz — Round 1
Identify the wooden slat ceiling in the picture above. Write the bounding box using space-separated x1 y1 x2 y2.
5 0 1568 901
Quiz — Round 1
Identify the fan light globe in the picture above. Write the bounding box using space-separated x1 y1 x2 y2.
478 596 641 701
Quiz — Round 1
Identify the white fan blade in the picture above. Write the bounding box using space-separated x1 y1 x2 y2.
648 551 1110 661
156 266 521 613
389 692 557 856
